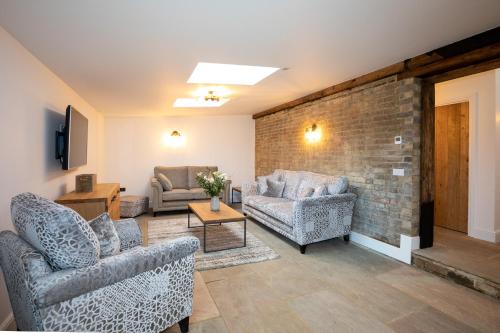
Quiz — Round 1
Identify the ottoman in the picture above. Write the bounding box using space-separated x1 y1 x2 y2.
120 195 149 218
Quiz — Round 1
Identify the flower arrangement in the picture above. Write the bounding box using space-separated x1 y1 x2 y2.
196 170 227 198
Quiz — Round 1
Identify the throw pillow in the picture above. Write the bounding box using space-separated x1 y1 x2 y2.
89 212 121 258
296 181 314 199
256 176 268 195
158 173 173 191
311 184 327 197
327 176 349 195
11 192 100 270
263 179 285 197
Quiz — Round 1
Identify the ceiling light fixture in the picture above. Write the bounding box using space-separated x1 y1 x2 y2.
173 98 228 108
187 62 280 85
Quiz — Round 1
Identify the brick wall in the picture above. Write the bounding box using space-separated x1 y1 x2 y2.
255 76 422 246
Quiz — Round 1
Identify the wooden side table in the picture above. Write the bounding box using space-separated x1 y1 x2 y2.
231 186 242 204
56 183 121 220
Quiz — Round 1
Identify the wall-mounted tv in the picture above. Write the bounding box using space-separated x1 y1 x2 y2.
55 105 88 170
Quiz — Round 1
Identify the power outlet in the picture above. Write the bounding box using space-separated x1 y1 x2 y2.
393 168 405 176
394 136 402 144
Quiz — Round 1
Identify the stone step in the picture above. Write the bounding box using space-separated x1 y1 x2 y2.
412 252 500 299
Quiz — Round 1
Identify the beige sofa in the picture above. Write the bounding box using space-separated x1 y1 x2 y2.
151 166 231 215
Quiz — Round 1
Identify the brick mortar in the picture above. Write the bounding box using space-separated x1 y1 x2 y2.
255 75 421 246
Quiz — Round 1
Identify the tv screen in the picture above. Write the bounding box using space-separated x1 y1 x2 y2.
62 105 88 170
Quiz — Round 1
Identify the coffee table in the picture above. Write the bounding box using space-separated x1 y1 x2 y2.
187 202 246 253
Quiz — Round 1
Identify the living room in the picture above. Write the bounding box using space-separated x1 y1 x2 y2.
1 1 500 332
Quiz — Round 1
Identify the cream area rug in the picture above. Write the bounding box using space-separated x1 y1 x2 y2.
148 217 279 271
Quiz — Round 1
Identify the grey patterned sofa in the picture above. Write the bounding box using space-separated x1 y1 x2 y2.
242 170 356 253
151 166 231 215
0 192 199 332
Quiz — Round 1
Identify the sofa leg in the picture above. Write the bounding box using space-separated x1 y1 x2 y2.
343 234 350 242
153 212 157 217
179 316 189 333
300 245 307 254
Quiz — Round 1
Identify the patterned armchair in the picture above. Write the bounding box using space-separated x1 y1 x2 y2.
0 193 199 332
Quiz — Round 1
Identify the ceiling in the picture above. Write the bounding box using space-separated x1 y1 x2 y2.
1 0 499 116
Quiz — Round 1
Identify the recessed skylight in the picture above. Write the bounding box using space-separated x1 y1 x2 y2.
173 98 229 108
187 62 280 85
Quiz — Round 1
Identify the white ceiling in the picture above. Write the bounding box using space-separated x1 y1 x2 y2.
1 0 499 116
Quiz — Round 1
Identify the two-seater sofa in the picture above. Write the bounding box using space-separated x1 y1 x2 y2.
151 166 231 215
242 169 356 253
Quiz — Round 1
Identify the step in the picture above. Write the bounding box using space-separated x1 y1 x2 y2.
412 252 500 299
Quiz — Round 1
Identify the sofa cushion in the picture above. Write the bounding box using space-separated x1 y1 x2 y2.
188 166 218 189
244 195 294 227
296 181 314 198
327 176 349 194
89 213 120 258
154 166 188 189
162 188 210 201
256 173 281 195
263 179 285 197
157 173 173 191
282 171 302 200
11 192 100 270
311 184 327 197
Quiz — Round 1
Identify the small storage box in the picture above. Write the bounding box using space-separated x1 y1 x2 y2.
120 195 149 218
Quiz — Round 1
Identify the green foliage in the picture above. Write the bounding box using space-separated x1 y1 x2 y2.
196 170 227 197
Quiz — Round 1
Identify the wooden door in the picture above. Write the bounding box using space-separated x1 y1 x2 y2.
434 102 469 233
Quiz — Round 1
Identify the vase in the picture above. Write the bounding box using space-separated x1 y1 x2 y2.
210 196 220 211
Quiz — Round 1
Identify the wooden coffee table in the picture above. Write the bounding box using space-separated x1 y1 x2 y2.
188 202 247 253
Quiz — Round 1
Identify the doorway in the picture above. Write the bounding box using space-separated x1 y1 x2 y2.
434 102 469 233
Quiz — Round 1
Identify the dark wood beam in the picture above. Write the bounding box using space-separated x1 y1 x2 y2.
427 56 500 83
398 43 500 79
252 62 405 119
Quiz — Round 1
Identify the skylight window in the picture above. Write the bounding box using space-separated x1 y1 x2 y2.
187 62 280 85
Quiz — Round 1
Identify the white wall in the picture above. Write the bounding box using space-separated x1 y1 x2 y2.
435 70 499 242
0 26 103 327
101 115 255 198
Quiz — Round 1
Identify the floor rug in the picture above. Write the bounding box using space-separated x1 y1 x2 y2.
148 217 280 271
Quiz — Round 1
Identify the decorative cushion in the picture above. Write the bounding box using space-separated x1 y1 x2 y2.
263 179 285 197
311 184 327 197
89 213 120 258
10 192 100 270
154 166 188 189
282 171 302 200
256 173 281 195
157 174 173 191
113 218 143 250
187 166 218 189
296 181 314 198
327 176 349 195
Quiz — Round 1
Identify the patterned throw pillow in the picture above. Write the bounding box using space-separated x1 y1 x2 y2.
257 173 281 195
296 181 315 199
10 192 100 270
312 184 327 197
327 176 349 195
263 179 285 197
157 173 173 191
89 213 121 258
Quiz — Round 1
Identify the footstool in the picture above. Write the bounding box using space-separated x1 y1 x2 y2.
120 195 149 218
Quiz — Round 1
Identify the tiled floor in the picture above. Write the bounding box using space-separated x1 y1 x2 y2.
137 212 500 333
414 227 500 283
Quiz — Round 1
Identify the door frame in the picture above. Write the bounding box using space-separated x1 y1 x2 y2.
434 97 477 237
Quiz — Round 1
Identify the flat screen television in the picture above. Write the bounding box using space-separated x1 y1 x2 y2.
55 105 88 170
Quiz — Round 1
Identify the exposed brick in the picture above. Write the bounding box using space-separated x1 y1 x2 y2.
255 75 421 246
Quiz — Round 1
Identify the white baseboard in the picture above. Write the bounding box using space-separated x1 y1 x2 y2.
0 312 14 330
351 232 420 264
469 228 500 243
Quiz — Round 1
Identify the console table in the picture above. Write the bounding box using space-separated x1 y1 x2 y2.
56 183 121 220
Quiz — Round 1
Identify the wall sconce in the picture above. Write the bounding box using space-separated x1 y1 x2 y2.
163 130 186 147
305 124 321 143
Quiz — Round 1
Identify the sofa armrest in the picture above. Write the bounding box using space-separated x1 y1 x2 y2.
242 182 258 204
293 193 357 245
222 179 232 204
33 236 200 308
151 176 163 210
113 218 143 250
